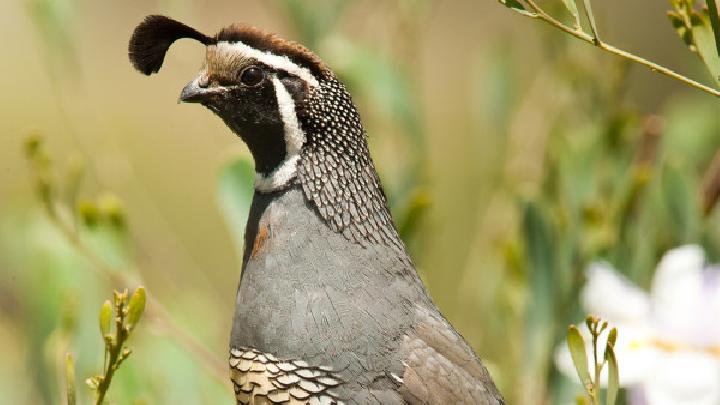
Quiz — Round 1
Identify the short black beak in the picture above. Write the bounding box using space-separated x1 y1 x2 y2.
179 78 224 103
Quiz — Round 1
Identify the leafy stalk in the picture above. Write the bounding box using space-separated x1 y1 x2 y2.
566 316 619 405
87 288 145 404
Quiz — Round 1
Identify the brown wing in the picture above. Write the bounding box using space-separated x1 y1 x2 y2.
399 307 505 405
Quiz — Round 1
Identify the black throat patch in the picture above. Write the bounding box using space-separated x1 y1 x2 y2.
209 85 287 175
296 76 406 255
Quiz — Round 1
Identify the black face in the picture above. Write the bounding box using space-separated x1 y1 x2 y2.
213 66 289 174
181 61 288 174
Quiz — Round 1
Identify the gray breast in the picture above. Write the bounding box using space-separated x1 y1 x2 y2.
229 185 505 405
230 185 429 402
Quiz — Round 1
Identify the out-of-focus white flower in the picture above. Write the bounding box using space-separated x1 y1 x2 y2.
556 245 720 405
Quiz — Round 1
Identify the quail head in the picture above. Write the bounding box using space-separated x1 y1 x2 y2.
129 15 504 405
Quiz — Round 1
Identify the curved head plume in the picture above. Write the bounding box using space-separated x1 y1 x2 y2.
128 15 215 75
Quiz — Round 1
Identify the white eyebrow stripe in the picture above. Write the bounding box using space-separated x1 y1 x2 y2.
216 41 320 88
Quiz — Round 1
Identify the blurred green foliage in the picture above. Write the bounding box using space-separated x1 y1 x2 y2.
1 1 719 404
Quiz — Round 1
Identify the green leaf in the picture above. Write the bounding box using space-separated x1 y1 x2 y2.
498 0 537 17
692 9 720 85
562 0 581 28
99 300 112 338
567 325 593 391
605 342 620 405
218 159 255 256
126 286 146 332
65 353 76 405
705 0 720 56
667 4 720 84
582 0 600 41
607 327 617 348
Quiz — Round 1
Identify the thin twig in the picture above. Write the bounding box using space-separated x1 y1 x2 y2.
519 0 720 98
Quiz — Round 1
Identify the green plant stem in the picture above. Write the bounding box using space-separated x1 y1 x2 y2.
592 331 600 405
521 0 720 98
65 353 76 405
95 302 128 405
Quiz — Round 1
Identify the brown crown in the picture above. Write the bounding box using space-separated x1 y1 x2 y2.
215 24 329 78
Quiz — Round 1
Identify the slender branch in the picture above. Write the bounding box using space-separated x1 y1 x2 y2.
520 0 720 98
592 330 600 405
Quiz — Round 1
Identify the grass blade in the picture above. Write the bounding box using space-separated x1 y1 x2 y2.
65 353 76 405
562 0 581 29
582 0 600 42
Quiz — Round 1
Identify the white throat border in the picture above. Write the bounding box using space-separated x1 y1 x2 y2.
254 75 306 193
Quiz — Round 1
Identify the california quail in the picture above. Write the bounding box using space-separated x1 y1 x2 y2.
128 15 504 405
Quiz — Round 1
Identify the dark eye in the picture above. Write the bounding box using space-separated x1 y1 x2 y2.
239 66 264 87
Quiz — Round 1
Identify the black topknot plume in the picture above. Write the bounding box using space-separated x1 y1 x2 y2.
129 15 215 75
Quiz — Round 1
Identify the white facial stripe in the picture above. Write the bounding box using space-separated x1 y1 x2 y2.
216 41 320 88
254 75 307 193
254 155 300 192
272 76 305 155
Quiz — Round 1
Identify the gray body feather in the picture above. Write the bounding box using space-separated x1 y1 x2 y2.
231 185 503 404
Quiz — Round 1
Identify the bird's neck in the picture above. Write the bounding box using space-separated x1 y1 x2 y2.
295 149 406 255
291 77 407 254
242 184 411 274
